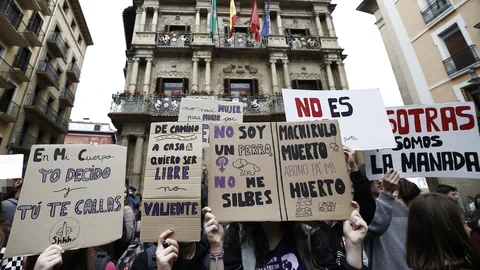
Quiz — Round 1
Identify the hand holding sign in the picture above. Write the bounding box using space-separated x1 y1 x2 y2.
343 201 367 246
343 146 358 172
203 207 224 253
382 168 400 195
156 229 180 270
33 245 64 270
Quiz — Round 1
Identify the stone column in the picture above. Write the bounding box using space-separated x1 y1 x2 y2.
338 62 348 90
134 7 143 33
143 59 153 93
132 135 144 188
195 8 201 33
282 60 291 89
205 59 212 91
325 13 336 37
276 11 284 35
207 9 211 29
192 58 199 92
121 135 128 147
314 12 324 36
140 8 147 32
129 58 140 91
151 8 158 32
270 60 279 93
124 58 132 90
325 61 336 90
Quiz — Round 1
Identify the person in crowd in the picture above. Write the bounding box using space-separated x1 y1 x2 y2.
357 165 383 200
24 246 116 270
436 184 459 202
1 178 23 224
406 193 480 270
467 196 476 211
0 200 24 270
344 146 376 225
467 194 480 248
200 202 368 270
364 168 420 270
134 192 143 238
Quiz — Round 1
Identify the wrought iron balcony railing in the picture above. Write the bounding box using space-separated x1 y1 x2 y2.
218 33 264 49
0 0 23 30
287 35 321 50
60 88 75 106
157 32 192 48
110 94 286 116
443 45 480 76
421 0 451 24
0 98 20 120
37 60 60 85
12 132 37 150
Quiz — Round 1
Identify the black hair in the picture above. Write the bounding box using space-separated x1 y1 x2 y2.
435 184 457 195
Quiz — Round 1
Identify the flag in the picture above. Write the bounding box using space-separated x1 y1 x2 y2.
209 0 217 41
229 0 237 37
261 0 271 41
250 0 260 42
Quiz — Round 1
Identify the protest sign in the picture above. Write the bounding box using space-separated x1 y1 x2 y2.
178 98 243 147
282 89 395 150
142 122 203 242
208 121 353 222
5 145 126 257
0 154 23 179
365 102 480 179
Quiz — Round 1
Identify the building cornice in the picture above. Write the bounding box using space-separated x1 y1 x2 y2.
69 0 94 46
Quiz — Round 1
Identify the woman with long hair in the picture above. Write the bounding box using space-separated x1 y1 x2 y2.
406 193 480 270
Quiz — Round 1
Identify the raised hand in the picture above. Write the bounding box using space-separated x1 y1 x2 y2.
382 168 400 195
156 229 180 270
33 245 64 270
203 207 225 253
343 146 359 172
343 201 368 246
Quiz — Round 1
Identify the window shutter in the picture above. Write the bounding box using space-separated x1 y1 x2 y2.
164 25 169 32
291 80 298 89
155 77 163 93
253 79 259 95
183 78 189 93
316 80 322 90
186 26 191 32
224 79 230 94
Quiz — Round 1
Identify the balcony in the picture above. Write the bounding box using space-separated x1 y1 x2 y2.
36 60 60 89
12 54 33 82
157 32 192 48
287 35 321 51
15 0 40 11
0 98 20 123
59 88 74 108
10 132 38 153
132 32 156 46
0 55 16 89
421 0 452 25
24 94 68 134
23 15 45 47
47 32 67 58
443 45 480 76
66 63 80 82
109 94 286 117
0 0 28 47
218 33 264 49
37 0 53 16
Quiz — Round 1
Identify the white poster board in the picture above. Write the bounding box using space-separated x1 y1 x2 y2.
282 89 395 150
365 103 480 179
178 98 243 147
0 154 23 179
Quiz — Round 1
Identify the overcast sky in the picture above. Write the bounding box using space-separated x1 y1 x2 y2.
70 0 403 124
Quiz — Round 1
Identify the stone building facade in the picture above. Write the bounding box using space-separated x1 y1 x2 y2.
110 0 349 190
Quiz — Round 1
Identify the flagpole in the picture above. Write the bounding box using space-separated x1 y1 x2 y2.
216 11 221 47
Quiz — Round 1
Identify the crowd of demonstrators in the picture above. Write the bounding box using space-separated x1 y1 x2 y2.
1 178 23 224
364 169 421 270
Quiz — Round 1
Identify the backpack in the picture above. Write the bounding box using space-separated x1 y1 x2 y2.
117 240 148 270
94 251 113 270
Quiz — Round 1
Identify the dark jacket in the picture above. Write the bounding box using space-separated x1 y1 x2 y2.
350 170 376 225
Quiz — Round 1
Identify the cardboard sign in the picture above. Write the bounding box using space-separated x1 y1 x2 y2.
0 154 23 179
178 98 244 147
282 89 395 150
208 121 353 222
365 103 480 179
5 145 126 257
142 123 203 242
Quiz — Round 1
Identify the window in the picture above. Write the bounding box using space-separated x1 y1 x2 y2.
77 35 83 46
50 136 57 144
13 48 32 73
223 79 259 96
291 80 322 90
440 24 480 75
285 28 310 36
63 1 69 14
37 130 45 144
223 26 249 35
155 78 189 95
164 25 191 32
0 87 16 113
418 0 451 24
27 12 44 36
94 125 101 131
71 20 76 32
463 86 480 114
